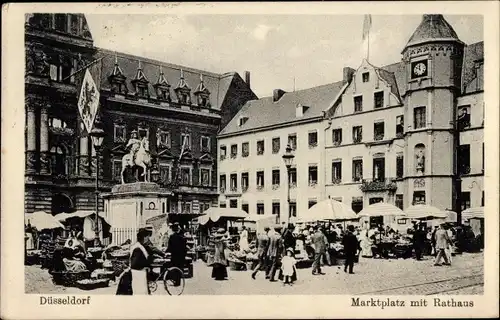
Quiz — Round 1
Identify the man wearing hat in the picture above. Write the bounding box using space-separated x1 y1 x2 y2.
434 223 453 266
167 222 187 285
311 225 327 275
266 225 283 281
251 226 270 280
342 225 360 274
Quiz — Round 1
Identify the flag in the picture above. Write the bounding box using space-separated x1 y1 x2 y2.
179 135 188 161
362 14 372 41
74 58 103 134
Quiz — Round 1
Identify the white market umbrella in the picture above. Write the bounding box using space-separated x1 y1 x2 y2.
358 202 406 217
462 207 484 219
27 211 65 230
298 199 358 223
199 207 247 224
404 204 448 220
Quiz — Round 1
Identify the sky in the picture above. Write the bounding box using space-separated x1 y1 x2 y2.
85 14 483 98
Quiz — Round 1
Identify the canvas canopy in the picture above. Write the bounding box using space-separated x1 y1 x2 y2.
404 204 448 220
55 210 110 225
198 208 247 225
25 211 65 230
296 199 358 223
358 202 406 217
462 207 484 219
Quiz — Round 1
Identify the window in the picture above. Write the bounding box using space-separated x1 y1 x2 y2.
201 136 210 152
180 167 191 185
458 144 471 175
50 146 67 176
179 92 189 104
482 143 484 172
181 133 191 149
351 197 363 213
200 168 210 186
354 95 363 112
182 202 192 214
158 88 170 101
396 155 404 178
230 200 238 209
219 174 226 191
353 126 363 143
272 137 280 154
257 203 265 215
374 91 384 109
308 199 317 209
49 118 67 128
256 171 264 190
396 115 404 138
138 127 149 139
242 142 249 157
288 134 297 150
414 106 426 129
69 14 79 34
272 169 280 188
308 165 318 186
332 129 342 146
54 14 67 32
362 72 369 83
157 129 170 148
220 145 227 160
352 159 363 182
272 202 280 215
332 161 342 184
308 131 318 148
220 201 227 208
113 160 122 182
137 86 148 98
395 194 404 210
457 105 471 131
373 157 385 182
230 144 237 159
241 172 249 192
199 96 209 107
242 203 249 213
257 140 265 155
481 191 484 207
289 201 297 217
239 117 248 126
374 121 384 141
413 191 426 205
289 167 297 187
230 173 238 192
160 164 170 183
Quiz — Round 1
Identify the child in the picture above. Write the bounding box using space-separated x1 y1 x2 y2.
281 247 297 285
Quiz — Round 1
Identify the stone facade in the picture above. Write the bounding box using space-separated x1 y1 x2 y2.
24 13 256 215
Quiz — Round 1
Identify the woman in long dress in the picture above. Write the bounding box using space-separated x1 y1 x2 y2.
211 230 228 281
116 228 152 295
239 226 249 251
360 228 372 257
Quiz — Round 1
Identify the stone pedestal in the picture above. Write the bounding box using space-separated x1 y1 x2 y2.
102 182 172 245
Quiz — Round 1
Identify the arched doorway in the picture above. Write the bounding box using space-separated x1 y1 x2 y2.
51 193 74 214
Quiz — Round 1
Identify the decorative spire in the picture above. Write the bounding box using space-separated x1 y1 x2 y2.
175 69 190 90
111 52 124 77
195 73 209 94
155 65 170 86
133 59 148 82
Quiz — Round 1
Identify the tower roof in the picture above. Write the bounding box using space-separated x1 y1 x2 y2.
404 15 462 49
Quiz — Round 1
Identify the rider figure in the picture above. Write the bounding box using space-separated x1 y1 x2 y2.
126 130 142 163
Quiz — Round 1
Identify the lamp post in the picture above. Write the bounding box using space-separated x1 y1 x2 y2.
282 144 295 225
89 120 106 247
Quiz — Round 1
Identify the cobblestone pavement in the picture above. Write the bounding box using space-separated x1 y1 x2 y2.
26 252 483 295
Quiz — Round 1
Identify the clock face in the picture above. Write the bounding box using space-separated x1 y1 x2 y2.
411 60 428 78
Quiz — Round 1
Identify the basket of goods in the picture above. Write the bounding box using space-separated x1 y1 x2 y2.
50 270 91 287
110 250 129 259
111 259 129 277
228 258 247 271
88 247 104 259
91 269 116 281
76 278 110 290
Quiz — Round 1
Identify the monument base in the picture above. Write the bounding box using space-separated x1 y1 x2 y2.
103 182 172 245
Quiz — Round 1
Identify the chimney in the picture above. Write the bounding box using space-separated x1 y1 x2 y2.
343 67 355 85
273 89 287 102
244 71 251 88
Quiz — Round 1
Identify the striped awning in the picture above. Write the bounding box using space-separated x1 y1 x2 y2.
462 207 484 219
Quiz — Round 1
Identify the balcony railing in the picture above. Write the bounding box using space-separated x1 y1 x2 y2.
360 178 397 192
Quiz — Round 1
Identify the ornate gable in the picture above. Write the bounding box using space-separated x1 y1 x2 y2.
194 74 211 107
158 147 177 159
153 66 171 101
174 69 191 104
199 152 214 164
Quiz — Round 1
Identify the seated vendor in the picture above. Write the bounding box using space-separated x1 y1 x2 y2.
62 246 88 273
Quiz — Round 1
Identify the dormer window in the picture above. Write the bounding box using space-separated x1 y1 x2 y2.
194 74 211 107
175 69 192 105
131 61 149 98
362 72 370 83
157 88 170 101
137 86 148 98
239 116 249 126
109 56 127 94
154 66 171 102
296 104 309 117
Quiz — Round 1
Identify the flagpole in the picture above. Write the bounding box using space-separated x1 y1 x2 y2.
367 30 370 61
62 57 104 82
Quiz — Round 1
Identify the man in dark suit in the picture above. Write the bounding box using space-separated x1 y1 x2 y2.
167 223 187 285
266 226 282 281
342 225 360 274
282 223 296 256
413 223 426 260
251 227 270 280
311 225 327 275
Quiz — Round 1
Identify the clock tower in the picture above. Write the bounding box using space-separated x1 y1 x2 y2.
401 14 465 211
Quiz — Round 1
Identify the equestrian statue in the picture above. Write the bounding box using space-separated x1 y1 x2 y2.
121 130 152 184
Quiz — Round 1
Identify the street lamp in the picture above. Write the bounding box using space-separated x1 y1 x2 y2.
89 120 106 247
282 144 295 225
